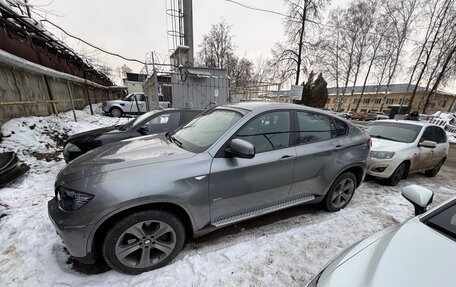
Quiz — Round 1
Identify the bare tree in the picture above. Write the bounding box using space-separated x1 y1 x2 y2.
408 0 455 112
271 0 328 86
345 0 377 111
317 8 343 106
379 0 419 111
197 19 235 69
228 56 254 88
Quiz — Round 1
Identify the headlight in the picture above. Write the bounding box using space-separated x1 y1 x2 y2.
370 151 395 159
57 187 93 211
64 143 81 152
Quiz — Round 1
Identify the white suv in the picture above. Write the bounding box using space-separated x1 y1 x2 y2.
102 93 171 117
366 120 449 186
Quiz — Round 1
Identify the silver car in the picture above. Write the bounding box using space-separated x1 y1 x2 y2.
307 185 455 287
48 102 370 274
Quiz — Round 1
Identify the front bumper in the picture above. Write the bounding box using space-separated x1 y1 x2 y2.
48 197 96 264
366 157 397 178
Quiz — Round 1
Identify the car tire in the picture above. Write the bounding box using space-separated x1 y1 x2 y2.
102 210 185 275
425 159 445 177
110 107 123 118
385 163 406 186
324 172 357 212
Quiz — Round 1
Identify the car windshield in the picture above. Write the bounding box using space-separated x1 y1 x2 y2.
425 201 456 241
119 111 161 131
171 108 244 153
366 122 422 143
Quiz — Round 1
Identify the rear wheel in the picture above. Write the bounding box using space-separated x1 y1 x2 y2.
385 163 406 186
102 210 185 274
425 159 445 177
110 107 122 118
324 172 357 212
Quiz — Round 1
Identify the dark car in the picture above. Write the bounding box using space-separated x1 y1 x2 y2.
50 102 370 274
63 108 203 162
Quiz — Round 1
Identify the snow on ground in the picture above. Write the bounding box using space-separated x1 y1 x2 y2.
448 132 456 144
0 106 455 287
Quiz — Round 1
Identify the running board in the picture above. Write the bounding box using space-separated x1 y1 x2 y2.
211 195 315 227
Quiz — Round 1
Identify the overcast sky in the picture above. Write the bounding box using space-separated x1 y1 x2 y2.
29 0 456 93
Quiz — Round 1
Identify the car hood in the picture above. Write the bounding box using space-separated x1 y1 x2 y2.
58 134 196 185
370 138 410 151
67 125 124 144
317 218 456 287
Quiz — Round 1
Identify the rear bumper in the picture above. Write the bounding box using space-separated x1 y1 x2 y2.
48 198 96 264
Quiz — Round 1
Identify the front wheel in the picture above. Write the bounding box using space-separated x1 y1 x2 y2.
102 210 185 274
425 159 445 177
324 172 357 212
385 163 406 186
110 107 122 118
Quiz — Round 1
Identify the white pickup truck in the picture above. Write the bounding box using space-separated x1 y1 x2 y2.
102 92 171 117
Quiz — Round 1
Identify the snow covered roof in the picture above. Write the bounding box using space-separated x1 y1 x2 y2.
328 84 454 97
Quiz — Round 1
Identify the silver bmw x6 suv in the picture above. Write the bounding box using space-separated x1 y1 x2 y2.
48 102 370 274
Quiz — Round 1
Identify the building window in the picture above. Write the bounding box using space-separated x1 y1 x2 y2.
374 98 381 104
363 98 370 104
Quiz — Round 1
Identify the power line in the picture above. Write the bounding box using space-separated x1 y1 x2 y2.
37 17 173 67
225 0 421 44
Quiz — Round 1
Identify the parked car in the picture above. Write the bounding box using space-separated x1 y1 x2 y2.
63 108 203 162
306 184 455 287
49 102 370 274
102 92 171 117
365 111 389 121
341 111 352 119
366 120 449 186
350 112 366 121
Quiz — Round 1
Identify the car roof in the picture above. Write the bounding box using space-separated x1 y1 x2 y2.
223 101 335 115
372 119 438 127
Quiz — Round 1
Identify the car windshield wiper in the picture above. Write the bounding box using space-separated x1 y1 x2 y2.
370 135 400 142
166 132 183 148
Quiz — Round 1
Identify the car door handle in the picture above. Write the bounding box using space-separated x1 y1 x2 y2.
277 155 295 162
333 145 345 151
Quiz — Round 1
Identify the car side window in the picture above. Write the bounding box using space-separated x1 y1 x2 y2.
333 119 348 136
434 127 447 144
420 127 434 143
144 112 181 134
184 111 201 124
237 111 291 153
296 112 338 145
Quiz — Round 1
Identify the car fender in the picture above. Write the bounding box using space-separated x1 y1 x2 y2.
86 196 198 254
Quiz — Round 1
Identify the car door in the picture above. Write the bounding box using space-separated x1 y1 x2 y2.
209 110 296 221
130 93 146 113
432 126 448 165
289 111 347 198
415 126 437 170
123 94 134 113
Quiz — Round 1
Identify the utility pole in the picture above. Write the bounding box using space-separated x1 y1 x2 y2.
183 0 194 66
151 52 160 110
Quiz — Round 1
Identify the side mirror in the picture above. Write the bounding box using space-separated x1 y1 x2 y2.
138 126 149 135
402 185 434 216
418 140 437 148
225 139 255 159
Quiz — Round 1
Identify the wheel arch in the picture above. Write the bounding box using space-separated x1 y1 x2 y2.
337 164 365 187
90 201 195 261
